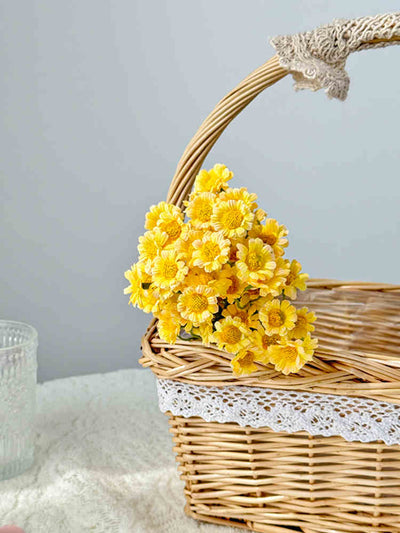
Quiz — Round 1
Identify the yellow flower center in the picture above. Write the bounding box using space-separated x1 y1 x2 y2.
202 242 220 261
188 293 209 312
286 272 295 285
162 262 178 279
162 220 182 241
195 201 213 222
280 346 298 362
297 315 307 328
261 334 279 350
268 309 284 327
247 252 262 271
240 351 254 367
221 208 243 229
221 325 242 345
262 234 276 246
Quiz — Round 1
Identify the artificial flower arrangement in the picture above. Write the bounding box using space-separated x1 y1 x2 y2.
124 164 318 376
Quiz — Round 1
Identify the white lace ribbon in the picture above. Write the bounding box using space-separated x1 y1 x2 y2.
157 379 400 445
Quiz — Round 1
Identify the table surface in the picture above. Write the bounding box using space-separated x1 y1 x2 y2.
0 369 241 533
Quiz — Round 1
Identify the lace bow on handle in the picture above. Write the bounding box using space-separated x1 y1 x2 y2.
270 13 400 100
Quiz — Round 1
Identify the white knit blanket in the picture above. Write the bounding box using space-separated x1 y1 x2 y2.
0 369 240 533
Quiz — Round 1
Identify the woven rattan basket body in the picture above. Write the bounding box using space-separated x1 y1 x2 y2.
140 15 400 533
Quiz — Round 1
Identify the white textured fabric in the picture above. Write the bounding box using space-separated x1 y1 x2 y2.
158 379 400 446
270 12 400 100
0 369 240 533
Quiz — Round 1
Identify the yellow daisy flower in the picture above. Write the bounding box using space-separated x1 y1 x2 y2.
268 337 314 375
218 264 248 303
175 227 202 260
251 325 281 364
227 237 246 262
219 187 258 211
157 210 185 247
192 231 230 272
222 302 258 328
140 286 162 314
259 258 291 298
231 349 259 376
302 334 318 356
124 263 158 312
177 285 218 325
212 316 250 354
184 192 216 229
236 238 276 286
193 164 233 194
157 317 182 344
290 308 316 339
199 322 214 346
156 285 178 302
222 303 247 323
124 264 145 304
283 259 309 300
191 320 214 346
208 273 232 298
152 250 188 290
237 288 262 308
259 299 297 336
145 201 183 231
137 227 169 272
254 208 267 222
249 218 288 258
184 267 215 288
247 295 272 314
182 267 230 297
154 293 182 319
212 200 254 239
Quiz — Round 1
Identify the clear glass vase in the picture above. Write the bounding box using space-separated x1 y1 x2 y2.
0 320 38 480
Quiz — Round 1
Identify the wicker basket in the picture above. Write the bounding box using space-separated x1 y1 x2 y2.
140 13 400 533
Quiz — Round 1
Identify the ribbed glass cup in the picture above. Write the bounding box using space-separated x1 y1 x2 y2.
0 320 38 480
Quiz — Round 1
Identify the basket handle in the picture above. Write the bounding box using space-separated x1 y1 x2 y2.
166 13 400 207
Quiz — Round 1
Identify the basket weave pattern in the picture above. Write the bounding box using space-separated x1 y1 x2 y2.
140 16 400 533
142 287 400 404
171 417 400 533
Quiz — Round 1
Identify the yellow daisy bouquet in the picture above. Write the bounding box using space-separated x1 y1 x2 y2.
124 164 318 376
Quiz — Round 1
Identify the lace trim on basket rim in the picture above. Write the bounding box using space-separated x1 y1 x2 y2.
157 379 400 446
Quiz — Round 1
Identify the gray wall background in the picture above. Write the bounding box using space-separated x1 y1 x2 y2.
1 1 399 383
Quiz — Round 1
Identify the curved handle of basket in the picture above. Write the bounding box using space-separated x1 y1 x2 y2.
166 13 400 207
